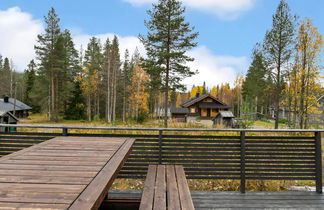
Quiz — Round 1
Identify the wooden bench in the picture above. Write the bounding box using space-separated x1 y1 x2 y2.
139 165 195 210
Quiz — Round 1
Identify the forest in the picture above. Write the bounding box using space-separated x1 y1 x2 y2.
0 0 323 129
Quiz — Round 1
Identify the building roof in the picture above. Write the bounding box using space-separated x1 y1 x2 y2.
216 111 235 118
0 98 32 113
0 110 19 121
170 107 188 114
181 94 228 108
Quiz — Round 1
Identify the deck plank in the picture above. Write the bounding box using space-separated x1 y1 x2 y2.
108 190 324 209
166 165 181 210
139 165 157 210
68 139 134 210
175 165 195 210
153 165 166 210
0 137 134 210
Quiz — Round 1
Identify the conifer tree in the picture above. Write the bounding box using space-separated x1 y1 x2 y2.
64 81 85 120
242 47 268 113
83 37 102 120
121 49 131 122
110 36 121 122
35 7 61 121
140 0 199 127
263 0 296 128
0 57 11 97
23 60 37 107
0 55 2 70
103 38 112 122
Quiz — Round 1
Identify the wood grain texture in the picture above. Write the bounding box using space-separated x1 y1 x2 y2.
139 165 157 210
0 136 134 210
139 165 194 210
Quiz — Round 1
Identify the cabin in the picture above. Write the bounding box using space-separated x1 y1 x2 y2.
0 97 32 118
213 111 235 127
171 94 234 126
269 95 324 125
0 111 19 132
309 95 324 125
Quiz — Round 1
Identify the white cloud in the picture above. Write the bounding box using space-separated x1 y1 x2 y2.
0 7 248 89
184 46 248 88
74 35 248 88
122 0 255 19
0 7 145 71
73 33 146 60
0 7 42 71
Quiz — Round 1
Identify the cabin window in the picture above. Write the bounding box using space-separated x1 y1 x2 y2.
201 109 207 117
211 109 217 117
190 107 195 113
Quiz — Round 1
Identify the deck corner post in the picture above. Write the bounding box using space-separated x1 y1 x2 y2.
240 131 246 193
63 128 68 136
158 130 163 164
315 131 322 194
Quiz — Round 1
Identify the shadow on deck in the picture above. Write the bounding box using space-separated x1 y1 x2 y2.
103 190 324 210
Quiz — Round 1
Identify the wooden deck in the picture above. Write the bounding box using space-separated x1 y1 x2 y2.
139 165 194 210
107 190 324 209
0 136 134 210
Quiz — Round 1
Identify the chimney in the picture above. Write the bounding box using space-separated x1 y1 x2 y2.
4 96 9 103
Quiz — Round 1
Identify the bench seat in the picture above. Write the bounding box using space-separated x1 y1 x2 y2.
139 165 194 210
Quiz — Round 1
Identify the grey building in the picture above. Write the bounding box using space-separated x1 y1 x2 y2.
0 96 32 118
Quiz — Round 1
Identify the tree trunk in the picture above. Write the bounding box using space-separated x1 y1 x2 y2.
106 57 111 123
88 94 91 121
113 65 117 122
123 72 126 122
51 72 55 122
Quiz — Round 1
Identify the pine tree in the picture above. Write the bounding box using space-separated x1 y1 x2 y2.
110 36 121 122
23 60 37 106
83 37 102 121
64 81 85 120
202 81 207 94
121 49 132 122
0 55 2 70
242 47 268 113
61 30 81 118
0 57 11 97
35 7 61 121
140 0 199 127
263 0 296 128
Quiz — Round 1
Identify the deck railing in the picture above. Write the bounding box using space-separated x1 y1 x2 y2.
0 124 323 193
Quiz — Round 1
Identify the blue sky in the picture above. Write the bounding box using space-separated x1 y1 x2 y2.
0 0 323 87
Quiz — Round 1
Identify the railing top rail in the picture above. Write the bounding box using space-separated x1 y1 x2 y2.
0 124 323 132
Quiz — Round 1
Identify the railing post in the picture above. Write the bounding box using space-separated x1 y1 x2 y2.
158 130 163 164
240 131 246 193
62 128 68 136
315 131 322 194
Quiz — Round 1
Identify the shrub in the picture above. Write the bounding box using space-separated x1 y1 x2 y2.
278 118 288 124
238 120 254 129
